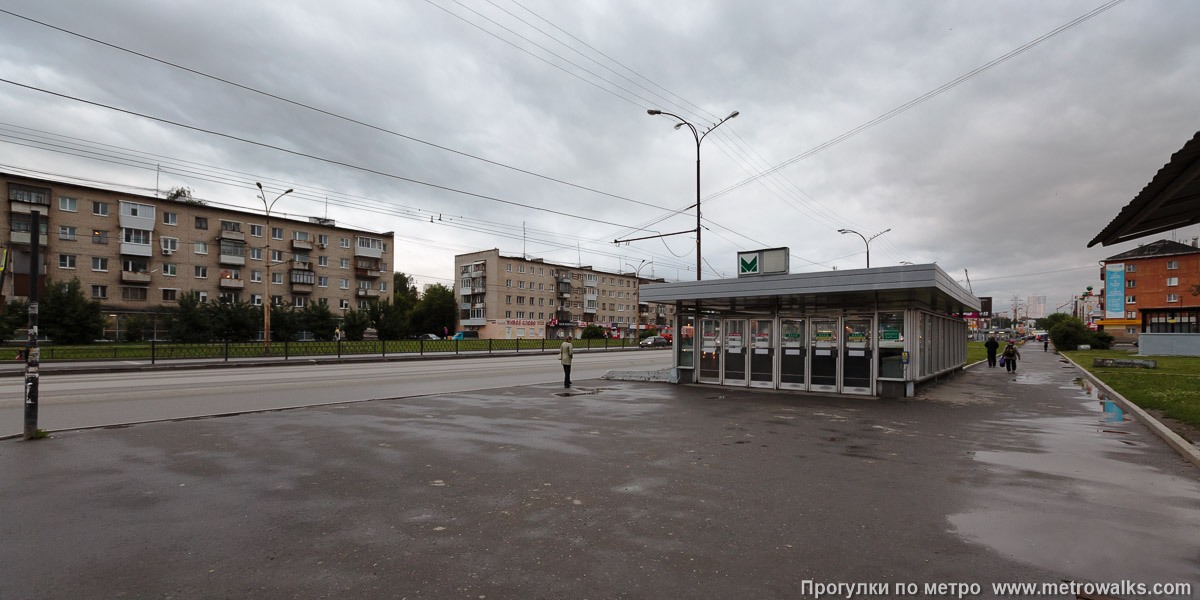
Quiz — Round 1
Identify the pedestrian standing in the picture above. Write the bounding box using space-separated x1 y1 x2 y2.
333 327 341 342
984 336 999 368
559 335 574 388
1043 339 1049 352
1003 341 1021 373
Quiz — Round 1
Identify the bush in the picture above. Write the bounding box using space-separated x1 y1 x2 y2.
122 313 153 342
581 324 606 340
639 327 658 340
1049 316 1114 350
41 278 106 344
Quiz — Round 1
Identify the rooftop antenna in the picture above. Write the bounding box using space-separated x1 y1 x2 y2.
577 242 582 267
523 221 526 259
964 268 973 293
324 196 329 221
155 164 161 197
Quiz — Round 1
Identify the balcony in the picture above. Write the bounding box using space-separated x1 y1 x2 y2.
218 253 246 266
583 305 597 314
584 293 598 303
354 243 383 259
459 286 473 296
291 282 313 294
293 261 312 271
356 288 382 298
219 229 245 242
473 302 485 309
461 318 486 327
557 290 571 299
556 276 571 284
291 239 313 251
219 278 245 290
9 231 49 246
120 270 152 284
461 302 472 310
355 268 381 279
119 242 153 257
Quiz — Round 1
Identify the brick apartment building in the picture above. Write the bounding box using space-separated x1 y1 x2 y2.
1097 238 1200 341
453 249 676 339
3 173 395 336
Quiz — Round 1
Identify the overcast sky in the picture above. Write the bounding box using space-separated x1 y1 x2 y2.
1 0 1197 315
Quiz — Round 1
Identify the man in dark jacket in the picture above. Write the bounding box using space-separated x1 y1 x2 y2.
984 336 1000 368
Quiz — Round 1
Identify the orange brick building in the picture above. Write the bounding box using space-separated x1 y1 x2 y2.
1098 238 1200 340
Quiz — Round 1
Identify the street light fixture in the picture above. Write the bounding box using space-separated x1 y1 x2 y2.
256 182 293 351
626 259 651 339
837 228 892 268
647 108 739 281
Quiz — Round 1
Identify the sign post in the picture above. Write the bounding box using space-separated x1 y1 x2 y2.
23 210 41 440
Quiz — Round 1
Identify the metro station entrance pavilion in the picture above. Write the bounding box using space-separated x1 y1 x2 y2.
641 264 979 397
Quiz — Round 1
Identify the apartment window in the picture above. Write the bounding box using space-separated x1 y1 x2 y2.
194 216 208 229
1126 327 1137 335
122 228 151 245
161 237 179 252
1126 279 1136 288
222 268 241 281
1125 295 1136 304
271 227 283 240
505 311 512 318
163 212 177 226
293 270 316 285
318 298 328 307
1167 277 1179 287
59 197 77 212
220 220 241 233
539 268 544 276
519 281 525 289
518 265 526 273
517 297 525 304
1167 294 1180 303
271 250 283 262
162 288 179 301
91 285 107 299
250 270 262 283
339 278 349 289
1127 311 1137 319
506 279 512 287
340 237 350 248
379 282 387 292
59 254 76 269
294 297 308 308
539 297 544 306
92 201 109 216
194 266 208 279
120 201 155 219
318 276 328 287
272 272 283 285
1125 264 1136 272
292 231 309 241
250 224 263 237
161 263 177 276
8 184 49 204
517 311 525 319
251 294 262 306
220 292 240 304
506 295 512 304
92 230 108 244
340 299 349 310
59 226 76 241
340 258 349 269
1167 260 1179 270
122 287 148 301
318 234 329 246
358 280 371 290
318 256 328 267
92 257 108 272
194 241 208 255
249 248 263 260
272 295 285 306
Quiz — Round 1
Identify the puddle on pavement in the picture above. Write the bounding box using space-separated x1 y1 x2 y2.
554 387 605 397
1070 378 1137 443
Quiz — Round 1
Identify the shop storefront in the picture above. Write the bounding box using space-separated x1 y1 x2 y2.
642 262 978 397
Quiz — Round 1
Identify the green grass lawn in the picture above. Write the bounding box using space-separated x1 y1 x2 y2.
967 341 988 364
1064 348 1200 429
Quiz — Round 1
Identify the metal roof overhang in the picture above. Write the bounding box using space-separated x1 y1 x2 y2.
1088 131 1200 248
642 264 979 315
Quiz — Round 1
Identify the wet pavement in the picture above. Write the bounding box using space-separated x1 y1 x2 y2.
1 347 1197 598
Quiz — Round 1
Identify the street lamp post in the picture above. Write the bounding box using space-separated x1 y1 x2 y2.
647 109 738 281
626 259 651 339
256 182 293 350
837 228 891 268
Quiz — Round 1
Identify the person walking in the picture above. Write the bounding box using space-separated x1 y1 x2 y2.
1043 338 1049 352
1002 340 1021 373
559 335 574 388
984 336 1000 368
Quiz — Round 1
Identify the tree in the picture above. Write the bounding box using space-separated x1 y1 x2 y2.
268 304 301 342
393 272 419 311
373 301 407 340
299 303 337 341
341 308 372 341
0 299 29 342
639 327 658 340
1035 313 1071 331
168 293 213 342
581 324 606 339
1048 315 1114 351
41 278 106 344
207 300 261 342
407 284 455 336
122 313 153 342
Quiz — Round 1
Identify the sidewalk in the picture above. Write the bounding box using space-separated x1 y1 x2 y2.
1 347 1196 598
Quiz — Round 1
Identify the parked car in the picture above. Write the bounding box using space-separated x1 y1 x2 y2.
450 331 479 341
640 335 670 347
412 333 440 341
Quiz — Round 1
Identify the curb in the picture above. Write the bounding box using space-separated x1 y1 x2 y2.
0 345 654 378
1060 352 1200 470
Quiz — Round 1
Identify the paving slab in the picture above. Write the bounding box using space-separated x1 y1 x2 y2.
1 348 1196 599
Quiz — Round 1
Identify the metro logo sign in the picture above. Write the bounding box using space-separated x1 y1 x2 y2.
739 254 759 275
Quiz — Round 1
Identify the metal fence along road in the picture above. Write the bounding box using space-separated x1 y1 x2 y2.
6 337 641 364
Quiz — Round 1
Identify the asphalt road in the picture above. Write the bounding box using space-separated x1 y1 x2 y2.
1 348 1196 598
0 350 671 436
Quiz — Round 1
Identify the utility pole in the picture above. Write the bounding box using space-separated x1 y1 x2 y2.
23 210 41 440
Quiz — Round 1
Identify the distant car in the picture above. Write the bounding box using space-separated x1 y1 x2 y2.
640 335 670 347
412 333 440 341
450 331 480 340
